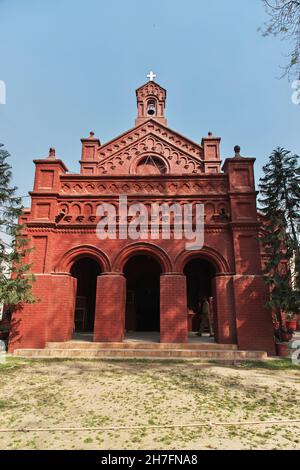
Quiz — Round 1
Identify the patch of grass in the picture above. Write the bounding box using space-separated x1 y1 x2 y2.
234 359 300 371
28 357 212 366
3 356 300 373
0 356 32 372
83 437 93 444
0 399 9 409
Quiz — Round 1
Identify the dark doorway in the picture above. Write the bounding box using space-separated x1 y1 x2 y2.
71 257 101 333
124 255 161 332
184 258 216 333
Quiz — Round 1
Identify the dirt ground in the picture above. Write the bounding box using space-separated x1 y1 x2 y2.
0 357 299 450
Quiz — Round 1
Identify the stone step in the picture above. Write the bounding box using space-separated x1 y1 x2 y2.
14 348 267 360
45 341 238 351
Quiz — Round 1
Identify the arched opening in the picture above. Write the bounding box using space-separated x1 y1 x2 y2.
124 255 162 336
147 99 156 116
184 258 216 336
70 257 101 335
136 156 167 175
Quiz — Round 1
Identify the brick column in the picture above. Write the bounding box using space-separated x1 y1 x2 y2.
45 274 77 343
93 273 126 342
222 153 275 355
8 273 77 352
233 275 275 355
213 275 237 344
9 275 49 352
160 273 188 343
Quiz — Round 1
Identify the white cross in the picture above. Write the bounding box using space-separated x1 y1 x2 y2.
147 71 157 82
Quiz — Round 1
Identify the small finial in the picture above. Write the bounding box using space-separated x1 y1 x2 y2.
89 131 95 138
208 131 213 136
49 147 55 158
234 145 241 157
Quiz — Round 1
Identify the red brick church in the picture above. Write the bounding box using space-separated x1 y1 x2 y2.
9 75 275 355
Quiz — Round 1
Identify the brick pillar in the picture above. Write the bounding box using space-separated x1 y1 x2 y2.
233 275 275 355
45 274 77 343
8 273 77 352
8 275 48 352
160 273 188 343
93 273 126 342
213 275 237 344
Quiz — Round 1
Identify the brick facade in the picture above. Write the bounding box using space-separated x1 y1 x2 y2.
8 79 276 355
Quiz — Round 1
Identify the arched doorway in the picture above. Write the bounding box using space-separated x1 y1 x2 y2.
124 255 161 335
70 257 101 334
184 258 216 335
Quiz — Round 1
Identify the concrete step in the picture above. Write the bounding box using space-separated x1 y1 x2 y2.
14 348 267 360
45 341 238 350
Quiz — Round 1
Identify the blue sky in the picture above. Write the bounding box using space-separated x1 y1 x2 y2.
0 0 299 202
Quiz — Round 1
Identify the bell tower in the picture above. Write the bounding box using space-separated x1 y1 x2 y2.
135 72 167 127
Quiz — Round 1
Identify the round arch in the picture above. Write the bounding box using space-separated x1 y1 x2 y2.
112 242 173 273
55 245 111 273
129 153 170 175
174 246 231 274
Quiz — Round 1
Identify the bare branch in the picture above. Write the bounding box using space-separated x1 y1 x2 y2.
261 0 300 80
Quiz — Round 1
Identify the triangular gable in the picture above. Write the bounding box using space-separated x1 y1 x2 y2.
96 119 203 175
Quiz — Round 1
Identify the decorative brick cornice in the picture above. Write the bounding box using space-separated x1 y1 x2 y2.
229 222 260 230
29 192 60 197
227 191 259 196
26 225 229 234
59 177 228 196
33 159 68 172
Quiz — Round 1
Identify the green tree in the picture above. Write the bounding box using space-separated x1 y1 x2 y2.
0 143 35 306
259 147 300 324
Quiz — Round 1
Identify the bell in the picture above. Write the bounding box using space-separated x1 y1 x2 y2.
147 103 156 115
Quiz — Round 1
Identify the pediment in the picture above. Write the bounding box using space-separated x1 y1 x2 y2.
95 120 203 175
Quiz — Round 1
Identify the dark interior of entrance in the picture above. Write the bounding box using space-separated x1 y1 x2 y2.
124 255 161 332
184 258 216 332
71 257 101 333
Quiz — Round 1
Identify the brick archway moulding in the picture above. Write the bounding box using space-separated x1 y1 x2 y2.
174 246 231 274
54 244 111 273
112 242 173 273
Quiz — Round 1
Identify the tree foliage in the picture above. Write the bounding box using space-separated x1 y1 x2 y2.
0 144 35 306
259 147 300 321
260 0 300 80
